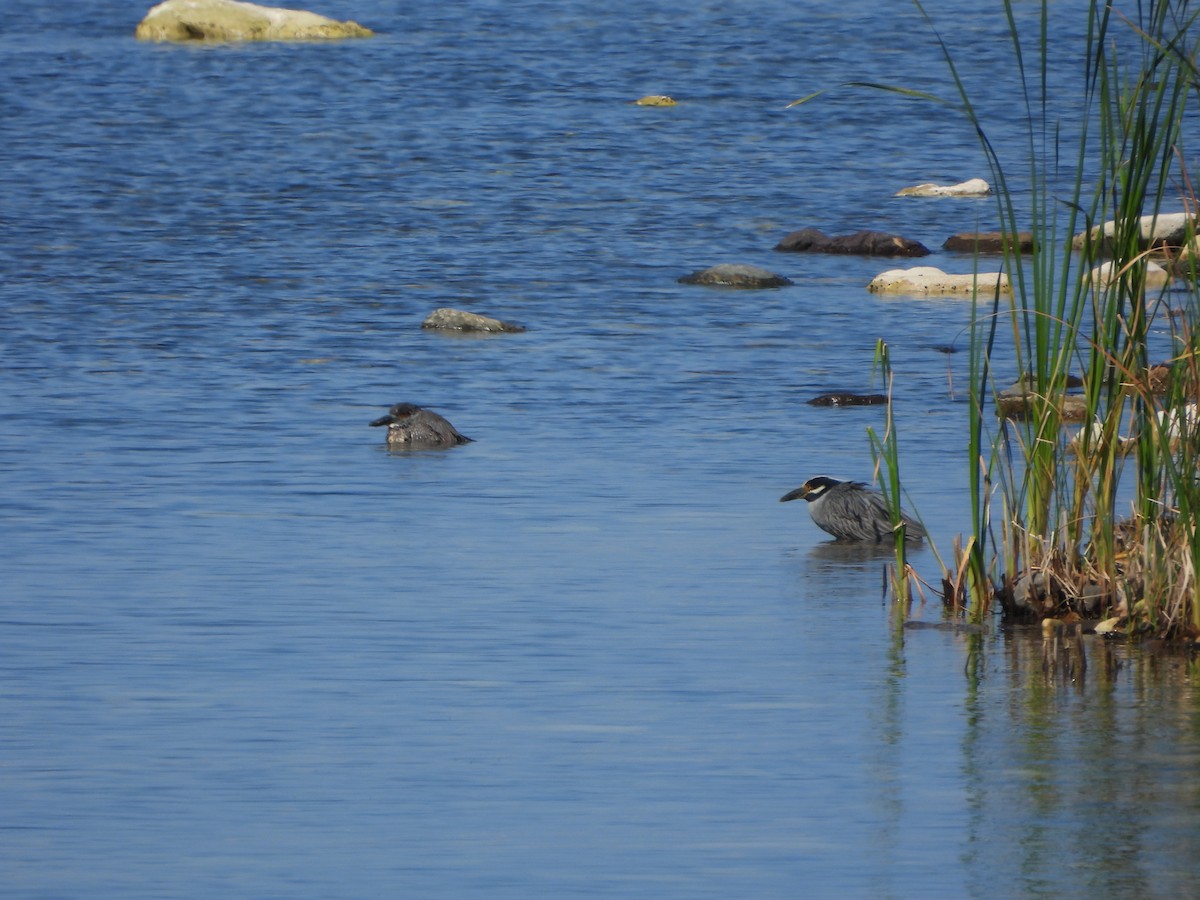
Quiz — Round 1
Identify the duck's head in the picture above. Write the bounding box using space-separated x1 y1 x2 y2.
370 403 423 427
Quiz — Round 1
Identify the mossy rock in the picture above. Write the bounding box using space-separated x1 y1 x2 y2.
421 308 526 334
678 264 792 289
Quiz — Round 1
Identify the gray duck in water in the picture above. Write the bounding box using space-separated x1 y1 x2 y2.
370 403 473 449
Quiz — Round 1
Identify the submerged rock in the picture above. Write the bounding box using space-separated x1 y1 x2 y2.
807 392 888 407
867 266 1010 296
774 228 930 257
943 231 1036 253
422 308 526 333
135 0 374 42
895 178 991 197
1071 212 1195 253
678 263 792 288
634 95 676 106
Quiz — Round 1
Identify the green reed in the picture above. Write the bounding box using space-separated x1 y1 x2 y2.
868 339 915 608
927 0 1200 636
790 1 1200 635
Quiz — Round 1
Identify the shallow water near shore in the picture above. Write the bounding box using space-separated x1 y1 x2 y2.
3 1 1199 896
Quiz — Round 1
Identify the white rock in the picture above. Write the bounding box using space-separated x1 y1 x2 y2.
867 266 1010 296
895 178 991 197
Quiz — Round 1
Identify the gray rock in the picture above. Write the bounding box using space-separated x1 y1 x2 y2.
678 264 793 288
1012 570 1050 611
422 308 526 333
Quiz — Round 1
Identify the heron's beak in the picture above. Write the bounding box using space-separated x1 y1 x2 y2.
779 486 809 503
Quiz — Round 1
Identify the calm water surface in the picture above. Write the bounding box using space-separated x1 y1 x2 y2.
3 1 1199 896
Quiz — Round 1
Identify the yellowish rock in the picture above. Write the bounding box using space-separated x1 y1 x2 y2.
634 95 676 107
1178 235 1200 261
421 308 526 334
135 0 373 42
1094 616 1123 635
867 266 1010 297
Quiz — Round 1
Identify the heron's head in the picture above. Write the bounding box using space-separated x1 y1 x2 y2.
779 475 842 503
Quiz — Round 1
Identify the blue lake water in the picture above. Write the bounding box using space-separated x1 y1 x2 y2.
3 1 1199 896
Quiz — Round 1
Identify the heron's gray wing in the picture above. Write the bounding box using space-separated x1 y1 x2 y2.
824 484 925 543
821 484 893 542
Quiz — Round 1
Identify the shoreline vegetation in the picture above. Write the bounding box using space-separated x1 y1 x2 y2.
807 1 1200 644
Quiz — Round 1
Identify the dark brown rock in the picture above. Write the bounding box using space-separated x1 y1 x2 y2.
943 231 1036 253
774 228 930 257
807 392 888 407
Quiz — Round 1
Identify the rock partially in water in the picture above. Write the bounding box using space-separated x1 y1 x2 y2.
867 266 1010 296
1000 372 1086 393
1011 570 1052 612
996 375 1089 422
807 392 888 407
895 178 991 197
774 227 930 257
1086 259 1172 289
634 95 676 106
943 231 1036 253
1072 212 1195 253
422 307 526 333
135 0 374 42
1076 581 1108 617
678 264 792 288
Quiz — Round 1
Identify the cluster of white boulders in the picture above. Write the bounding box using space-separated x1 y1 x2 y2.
865 200 1195 298
135 0 373 41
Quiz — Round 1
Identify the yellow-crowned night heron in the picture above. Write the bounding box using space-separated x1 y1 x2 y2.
370 403 472 448
780 475 925 543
